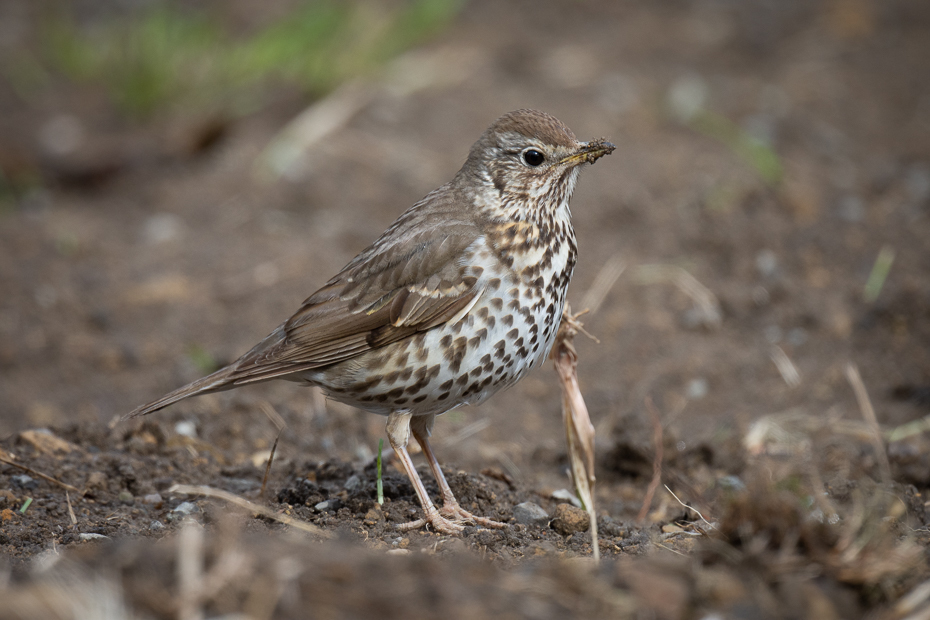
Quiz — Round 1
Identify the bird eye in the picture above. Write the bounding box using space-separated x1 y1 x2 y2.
522 148 545 167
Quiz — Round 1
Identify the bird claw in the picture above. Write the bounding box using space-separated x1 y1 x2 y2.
439 503 507 530
396 510 465 535
396 503 507 535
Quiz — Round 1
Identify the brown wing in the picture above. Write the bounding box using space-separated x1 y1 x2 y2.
224 186 485 385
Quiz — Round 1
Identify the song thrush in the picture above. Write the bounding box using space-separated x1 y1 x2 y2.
127 109 614 534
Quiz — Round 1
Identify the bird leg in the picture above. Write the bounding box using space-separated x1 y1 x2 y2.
386 411 464 535
410 414 507 530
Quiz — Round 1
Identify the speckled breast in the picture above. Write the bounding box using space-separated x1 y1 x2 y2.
309 220 578 417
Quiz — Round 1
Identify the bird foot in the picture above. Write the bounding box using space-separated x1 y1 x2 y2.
439 502 507 530
395 503 507 535
396 507 465 535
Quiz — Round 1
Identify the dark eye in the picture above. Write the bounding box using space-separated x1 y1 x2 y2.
522 148 545 167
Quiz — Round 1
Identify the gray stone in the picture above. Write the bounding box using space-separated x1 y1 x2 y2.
513 502 549 527
314 498 343 512
172 501 198 515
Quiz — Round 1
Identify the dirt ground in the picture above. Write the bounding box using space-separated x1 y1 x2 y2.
2 0 930 618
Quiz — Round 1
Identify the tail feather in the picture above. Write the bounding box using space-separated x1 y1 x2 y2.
124 364 238 420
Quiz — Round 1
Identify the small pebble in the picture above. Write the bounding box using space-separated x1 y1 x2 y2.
78 533 108 541
344 474 362 492
118 491 134 505
11 475 37 490
172 501 198 515
716 475 746 492
550 503 590 536
150 520 165 531
755 249 778 277
787 327 808 346
314 499 343 512
143 213 185 245
513 502 549 527
85 471 108 490
686 378 708 400
174 421 197 439
142 493 163 505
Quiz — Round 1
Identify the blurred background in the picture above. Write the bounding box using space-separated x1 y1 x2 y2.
0 0 928 494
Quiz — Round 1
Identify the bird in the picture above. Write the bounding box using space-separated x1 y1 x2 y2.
127 109 614 534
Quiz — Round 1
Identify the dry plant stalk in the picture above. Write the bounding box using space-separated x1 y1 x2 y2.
634 264 722 329
0 455 80 493
845 362 891 485
169 484 333 538
637 397 664 523
258 402 287 499
551 303 599 561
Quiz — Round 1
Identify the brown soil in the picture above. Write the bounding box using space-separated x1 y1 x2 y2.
2 1 930 618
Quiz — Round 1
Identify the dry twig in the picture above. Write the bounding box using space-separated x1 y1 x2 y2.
0 456 80 493
770 345 801 387
177 520 205 620
551 303 600 561
634 264 722 329
258 402 287 499
169 485 333 538
664 485 715 529
637 397 664 523
579 254 626 315
65 491 77 526
845 363 891 485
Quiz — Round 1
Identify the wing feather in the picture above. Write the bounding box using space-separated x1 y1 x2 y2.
221 187 487 384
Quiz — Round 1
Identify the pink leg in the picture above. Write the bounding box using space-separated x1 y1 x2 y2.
411 415 507 529
386 412 463 534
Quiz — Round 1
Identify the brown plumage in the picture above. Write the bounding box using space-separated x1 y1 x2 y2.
128 109 614 534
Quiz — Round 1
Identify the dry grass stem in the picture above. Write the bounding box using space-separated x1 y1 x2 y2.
743 408 877 456
65 491 77 526
0 455 80 493
770 345 801 387
177 520 205 620
260 432 281 500
258 401 286 498
637 396 664 523
579 254 626 315
895 579 930 617
169 484 333 538
259 401 287 432
664 485 715 529
438 417 491 447
634 264 722 329
552 303 599 561
257 79 374 180
845 362 891 485
257 48 479 182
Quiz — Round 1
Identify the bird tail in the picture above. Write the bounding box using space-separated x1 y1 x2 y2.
123 364 238 420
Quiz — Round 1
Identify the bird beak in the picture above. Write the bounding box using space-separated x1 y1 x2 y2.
560 139 616 166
